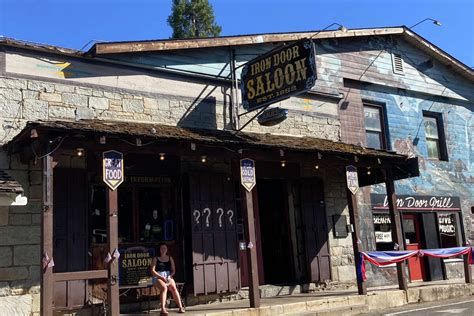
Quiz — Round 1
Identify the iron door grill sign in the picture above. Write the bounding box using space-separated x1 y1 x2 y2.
346 165 359 195
103 150 124 190
240 158 256 192
240 39 317 111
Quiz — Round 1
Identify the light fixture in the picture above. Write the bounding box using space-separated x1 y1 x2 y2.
338 25 348 32
100 136 106 144
201 155 207 163
281 160 286 167
315 164 319 170
367 168 371 175
159 153 165 161
191 143 196 151
76 148 85 157
279 149 285 157
409 18 441 29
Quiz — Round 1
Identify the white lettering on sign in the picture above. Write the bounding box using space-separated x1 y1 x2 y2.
381 196 456 210
438 214 456 236
373 214 391 224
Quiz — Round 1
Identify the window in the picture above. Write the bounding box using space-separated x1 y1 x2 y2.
423 112 447 160
364 104 387 149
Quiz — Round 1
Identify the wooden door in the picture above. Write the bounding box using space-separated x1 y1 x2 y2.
189 172 239 295
403 214 425 281
53 168 88 309
299 178 331 283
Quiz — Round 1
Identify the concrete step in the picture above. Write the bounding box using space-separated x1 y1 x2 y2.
285 304 367 316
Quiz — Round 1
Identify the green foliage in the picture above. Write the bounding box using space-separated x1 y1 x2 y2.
167 0 222 39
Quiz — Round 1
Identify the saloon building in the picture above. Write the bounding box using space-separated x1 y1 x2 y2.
0 26 472 315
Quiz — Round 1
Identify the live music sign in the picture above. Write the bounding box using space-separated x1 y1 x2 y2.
103 150 124 190
240 39 316 111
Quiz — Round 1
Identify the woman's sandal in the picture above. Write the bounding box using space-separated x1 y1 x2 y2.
178 307 186 313
160 311 169 316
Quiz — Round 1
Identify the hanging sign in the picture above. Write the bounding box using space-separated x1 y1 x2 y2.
346 165 359 195
257 107 288 126
370 194 461 211
240 158 256 192
240 39 316 111
103 150 124 190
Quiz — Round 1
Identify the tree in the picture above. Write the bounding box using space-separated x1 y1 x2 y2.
167 0 222 39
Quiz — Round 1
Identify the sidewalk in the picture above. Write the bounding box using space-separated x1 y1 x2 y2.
124 279 474 316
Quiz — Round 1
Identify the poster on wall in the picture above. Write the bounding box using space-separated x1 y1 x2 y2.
438 213 456 236
118 246 155 287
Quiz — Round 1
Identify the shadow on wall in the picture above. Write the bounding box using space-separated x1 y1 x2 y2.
177 96 218 130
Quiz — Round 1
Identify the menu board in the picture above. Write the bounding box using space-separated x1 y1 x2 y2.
119 246 155 287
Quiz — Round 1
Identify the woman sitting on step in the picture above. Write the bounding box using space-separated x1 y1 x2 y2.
151 242 185 315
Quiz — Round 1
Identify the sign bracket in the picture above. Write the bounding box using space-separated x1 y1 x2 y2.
234 104 271 134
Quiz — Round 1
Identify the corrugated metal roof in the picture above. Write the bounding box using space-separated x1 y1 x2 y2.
10 119 409 160
0 170 24 194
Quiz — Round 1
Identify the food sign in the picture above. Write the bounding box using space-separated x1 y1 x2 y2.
103 150 124 190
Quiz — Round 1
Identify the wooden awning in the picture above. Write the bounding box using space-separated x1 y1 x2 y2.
6 119 419 185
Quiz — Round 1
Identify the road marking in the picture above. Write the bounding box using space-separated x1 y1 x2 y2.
434 309 468 314
384 300 472 315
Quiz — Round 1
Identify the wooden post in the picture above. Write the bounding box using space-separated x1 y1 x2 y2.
41 154 54 316
243 189 260 308
106 189 119 315
346 189 367 295
384 168 408 291
463 252 472 283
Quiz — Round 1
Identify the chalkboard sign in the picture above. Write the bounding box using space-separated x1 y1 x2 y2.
119 246 155 287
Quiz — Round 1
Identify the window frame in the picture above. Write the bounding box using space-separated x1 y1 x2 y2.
422 111 448 161
363 102 389 150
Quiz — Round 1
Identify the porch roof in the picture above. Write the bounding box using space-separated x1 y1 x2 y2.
6 119 419 185
10 119 408 159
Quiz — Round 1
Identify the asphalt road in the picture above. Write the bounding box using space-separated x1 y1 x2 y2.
359 297 474 316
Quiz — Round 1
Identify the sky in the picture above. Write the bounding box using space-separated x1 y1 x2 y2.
1 0 473 67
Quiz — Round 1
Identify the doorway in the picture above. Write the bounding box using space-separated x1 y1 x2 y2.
257 179 293 284
403 214 426 281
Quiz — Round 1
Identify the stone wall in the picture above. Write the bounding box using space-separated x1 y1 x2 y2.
0 154 41 315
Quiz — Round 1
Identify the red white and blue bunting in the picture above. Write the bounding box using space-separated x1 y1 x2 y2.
358 247 474 281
